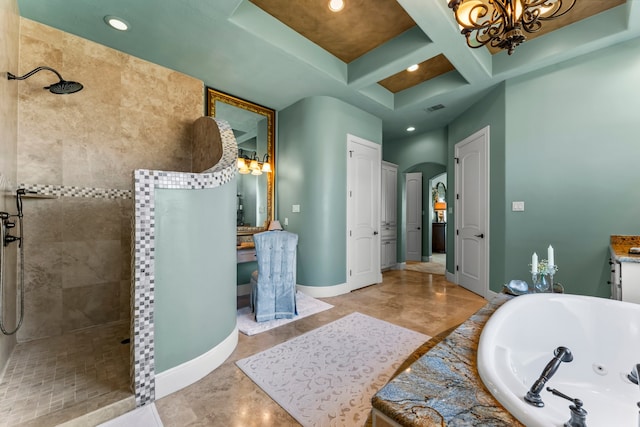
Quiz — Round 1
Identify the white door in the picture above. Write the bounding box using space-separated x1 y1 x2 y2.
455 126 489 298
405 172 422 262
347 134 381 290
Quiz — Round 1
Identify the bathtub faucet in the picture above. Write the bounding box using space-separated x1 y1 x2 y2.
546 387 587 427
524 346 573 407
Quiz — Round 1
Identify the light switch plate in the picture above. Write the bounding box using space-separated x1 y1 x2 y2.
292 204 300 213
512 201 525 212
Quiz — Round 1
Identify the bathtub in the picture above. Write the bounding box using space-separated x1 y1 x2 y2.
477 293 640 427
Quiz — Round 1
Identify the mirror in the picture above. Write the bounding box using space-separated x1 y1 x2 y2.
207 88 275 235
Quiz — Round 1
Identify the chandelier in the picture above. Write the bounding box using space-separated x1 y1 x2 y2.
237 149 271 176
448 0 577 55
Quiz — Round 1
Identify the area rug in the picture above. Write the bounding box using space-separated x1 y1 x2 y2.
236 312 430 426
237 291 333 336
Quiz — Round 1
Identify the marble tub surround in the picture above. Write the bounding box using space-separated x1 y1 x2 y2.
610 235 640 262
372 294 522 426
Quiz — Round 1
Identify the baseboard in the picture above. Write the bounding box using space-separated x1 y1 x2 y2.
486 289 498 300
422 256 431 262
155 326 238 400
296 282 350 298
237 283 251 296
397 262 406 270
446 271 456 283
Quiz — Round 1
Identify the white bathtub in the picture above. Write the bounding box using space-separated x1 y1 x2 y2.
478 293 640 427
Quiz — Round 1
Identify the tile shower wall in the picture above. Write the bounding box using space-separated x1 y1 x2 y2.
0 0 19 367
16 18 203 341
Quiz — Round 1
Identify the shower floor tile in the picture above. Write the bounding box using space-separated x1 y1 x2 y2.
0 321 131 427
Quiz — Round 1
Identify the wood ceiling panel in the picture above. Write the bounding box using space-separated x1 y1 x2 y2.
378 55 456 93
250 0 416 63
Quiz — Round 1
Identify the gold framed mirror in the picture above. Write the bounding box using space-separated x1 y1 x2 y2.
206 88 275 235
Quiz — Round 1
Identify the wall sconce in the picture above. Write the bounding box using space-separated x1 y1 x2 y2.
237 150 271 176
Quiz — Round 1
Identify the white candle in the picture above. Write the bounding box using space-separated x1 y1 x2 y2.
548 245 554 267
532 252 538 273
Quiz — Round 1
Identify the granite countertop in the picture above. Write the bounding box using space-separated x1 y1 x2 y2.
372 293 523 426
610 235 640 263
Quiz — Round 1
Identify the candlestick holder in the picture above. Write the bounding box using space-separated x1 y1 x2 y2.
531 272 538 293
548 271 555 293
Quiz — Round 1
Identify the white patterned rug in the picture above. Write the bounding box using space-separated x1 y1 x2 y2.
237 291 334 336
236 312 430 426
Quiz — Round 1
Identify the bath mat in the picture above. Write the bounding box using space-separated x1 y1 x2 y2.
237 291 333 336
236 312 430 426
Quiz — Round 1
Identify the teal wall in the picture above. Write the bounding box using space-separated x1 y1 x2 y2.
278 96 382 287
154 184 236 373
448 83 507 293
500 37 640 296
446 36 640 296
383 129 447 263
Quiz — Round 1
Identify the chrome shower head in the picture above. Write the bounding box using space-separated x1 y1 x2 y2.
7 66 83 94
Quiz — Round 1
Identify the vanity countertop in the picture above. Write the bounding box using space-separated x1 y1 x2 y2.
610 235 640 263
372 293 523 426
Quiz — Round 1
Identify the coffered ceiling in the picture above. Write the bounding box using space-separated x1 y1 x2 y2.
15 0 640 141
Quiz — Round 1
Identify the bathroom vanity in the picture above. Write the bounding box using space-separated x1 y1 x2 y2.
609 235 640 303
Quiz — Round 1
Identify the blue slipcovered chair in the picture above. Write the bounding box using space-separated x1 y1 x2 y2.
250 230 298 322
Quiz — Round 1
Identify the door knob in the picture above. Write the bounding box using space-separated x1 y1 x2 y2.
475 233 484 238
373 231 379 235
417 227 421 230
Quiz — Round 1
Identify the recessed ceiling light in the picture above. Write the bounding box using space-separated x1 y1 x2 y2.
407 126 416 132
328 0 345 12
104 15 130 31
407 64 419 72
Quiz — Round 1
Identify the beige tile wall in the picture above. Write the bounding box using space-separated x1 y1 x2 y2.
0 0 20 367
17 18 204 341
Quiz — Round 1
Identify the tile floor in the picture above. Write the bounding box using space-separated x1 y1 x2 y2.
0 268 486 427
0 321 131 427
155 269 487 426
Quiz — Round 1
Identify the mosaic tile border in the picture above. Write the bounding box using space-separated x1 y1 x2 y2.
17 183 132 200
131 118 237 406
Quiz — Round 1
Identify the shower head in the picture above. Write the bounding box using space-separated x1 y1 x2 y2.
7 66 83 94
45 80 84 94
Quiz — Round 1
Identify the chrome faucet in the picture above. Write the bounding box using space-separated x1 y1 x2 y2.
525 346 573 407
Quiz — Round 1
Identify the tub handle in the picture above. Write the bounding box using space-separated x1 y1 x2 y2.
546 387 587 427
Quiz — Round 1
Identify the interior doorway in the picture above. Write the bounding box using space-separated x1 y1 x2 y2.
346 134 381 291
454 126 489 298
405 172 422 262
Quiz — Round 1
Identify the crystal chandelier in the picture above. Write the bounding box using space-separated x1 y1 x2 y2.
448 0 577 55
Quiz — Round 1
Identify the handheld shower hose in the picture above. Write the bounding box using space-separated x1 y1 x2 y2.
0 189 30 335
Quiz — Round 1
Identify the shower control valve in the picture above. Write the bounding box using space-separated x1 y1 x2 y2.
4 221 15 229
4 235 21 247
0 211 9 220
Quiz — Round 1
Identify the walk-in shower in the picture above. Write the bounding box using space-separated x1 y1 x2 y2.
0 189 34 335
7 66 83 94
